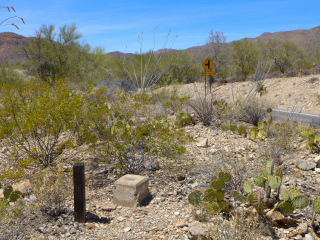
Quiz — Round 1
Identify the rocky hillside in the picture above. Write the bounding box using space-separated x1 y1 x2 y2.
0 32 29 64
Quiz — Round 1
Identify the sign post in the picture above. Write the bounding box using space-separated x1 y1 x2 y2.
201 58 215 96
73 162 86 223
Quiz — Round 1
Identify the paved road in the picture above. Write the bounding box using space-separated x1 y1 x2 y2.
271 109 320 127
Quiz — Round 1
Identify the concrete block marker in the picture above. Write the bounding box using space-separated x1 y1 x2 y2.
113 174 149 207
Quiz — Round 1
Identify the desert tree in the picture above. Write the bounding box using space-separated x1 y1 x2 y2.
231 39 259 81
22 23 109 84
274 39 304 73
206 29 230 81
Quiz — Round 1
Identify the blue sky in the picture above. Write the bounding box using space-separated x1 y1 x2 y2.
1 0 320 53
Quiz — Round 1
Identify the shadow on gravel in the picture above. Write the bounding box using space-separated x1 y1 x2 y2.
139 194 154 207
86 212 111 224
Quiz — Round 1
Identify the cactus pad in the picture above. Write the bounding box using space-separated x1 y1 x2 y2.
279 201 294 215
250 131 256 140
275 168 283 178
218 201 232 213
268 176 281 190
300 129 313 138
188 190 203 207
3 185 13 200
258 122 264 130
230 124 238 132
214 191 225 202
232 190 246 202
219 171 232 183
254 175 266 187
221 123 231 131
211 179 225 191
292 195 308 209
313 196 320 213
238 126 247 135
8 190 21 202
258 130 264 138
243 178 253 194
204 202 220 214
288 188 301 199
203 189 217 203
280 189 290 201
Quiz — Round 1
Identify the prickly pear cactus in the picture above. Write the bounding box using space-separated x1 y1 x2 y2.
280 189 290 201
250 130 256 140
211 179 225 191
204 202 220 214
300 129 313 138
230 124 238 132
3 185 13 200
258 122 264 130
238 126 247 135
258 130 264 138
254 175 266 188
243 179 253 194
8 190 21 202
221 123 231 131
203 189 217 202
292 195 308 209
313 196 320 213
248 194 266 213
268 176 281 190
279 201 294 215
288 187 301 199
188 190 203 208
232 190 246 202
219 171 232 183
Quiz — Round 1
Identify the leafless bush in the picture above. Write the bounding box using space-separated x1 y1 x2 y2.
267 70 283 79
307 77 319 84
238 99 267 126
260 121 297 165
31 166 71 216
187 83 220 126
285 68 298 77
208 213 272 240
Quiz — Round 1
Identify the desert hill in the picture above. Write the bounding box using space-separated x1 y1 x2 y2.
0 25 320 63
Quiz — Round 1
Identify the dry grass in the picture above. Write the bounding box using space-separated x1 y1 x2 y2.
207 213 272 240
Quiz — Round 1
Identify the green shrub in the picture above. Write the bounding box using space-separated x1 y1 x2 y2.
0 79 84 170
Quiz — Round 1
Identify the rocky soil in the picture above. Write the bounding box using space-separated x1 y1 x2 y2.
1 75 320 240
1 119 320 239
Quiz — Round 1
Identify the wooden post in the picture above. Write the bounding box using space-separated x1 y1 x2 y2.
73 162 85 223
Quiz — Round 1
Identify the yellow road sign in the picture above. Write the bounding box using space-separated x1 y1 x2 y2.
201 72 215 76
202 58 214 71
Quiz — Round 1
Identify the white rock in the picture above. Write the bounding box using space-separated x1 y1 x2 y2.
189 221 207 236
123 227 131 232
196 138 208 148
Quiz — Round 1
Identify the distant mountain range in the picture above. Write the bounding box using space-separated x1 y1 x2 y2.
0 25 320 64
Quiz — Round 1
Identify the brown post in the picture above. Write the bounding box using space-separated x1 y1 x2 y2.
73 162 85 223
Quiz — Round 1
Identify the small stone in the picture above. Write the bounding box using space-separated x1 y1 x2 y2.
117 216 126 222
173 220 188 227
305 234 314 240
315 168 320 173
174 212 180 215
196 138 208 148
101 206 115 212
123 227 131 232
38 225 47 233
296 161 316 171
189 221 207 236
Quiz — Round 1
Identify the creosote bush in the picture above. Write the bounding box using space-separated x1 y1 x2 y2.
31 166 71 216
0 79 84 172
